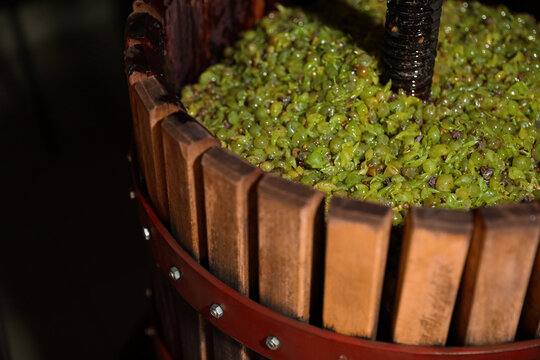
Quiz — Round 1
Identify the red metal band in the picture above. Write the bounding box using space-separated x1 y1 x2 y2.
136 190 540 360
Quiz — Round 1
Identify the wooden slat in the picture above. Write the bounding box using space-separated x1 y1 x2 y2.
161 111 219 360
323 197 393 339
202 147 262 360
202 147 262 295
161 112 220 260
519 242 540 339
132 76 180 221
392 207 472 346
257 174 325 321
454 203 540 345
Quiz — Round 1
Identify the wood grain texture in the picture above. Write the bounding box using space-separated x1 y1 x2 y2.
202 147 262 360
163 0 266 94
202 146 262 296
454 203 540 346
519 242 540 339
161 111 219 360
392 207 473 346
257 174 325 321
132 76 180 221
323 197 393 339
161 112 219 261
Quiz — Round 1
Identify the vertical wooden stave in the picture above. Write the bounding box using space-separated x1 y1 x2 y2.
257 174 325 322
132 76 180 221
454 203 540 345
202 147 262 360
161 112 220 360
392 207 473 346
323 197 393 339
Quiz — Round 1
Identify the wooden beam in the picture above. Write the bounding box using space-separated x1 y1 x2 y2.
454 203 540 345
392 207 472 345
132 76 180 221
202 147 262 360
257 174 325 321
161 112 219 261
161 111 219 360
323 197 393 339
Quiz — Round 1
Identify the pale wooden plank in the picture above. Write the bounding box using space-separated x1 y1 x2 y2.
258 174 325 321
454 203 540 345
202 146 262 360
161 111 219 360
132 76 180 221
202 147 262 294
323 197 393 339
392 207 473 345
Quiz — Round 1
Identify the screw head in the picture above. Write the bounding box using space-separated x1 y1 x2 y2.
265 335 281 350
142 227 151 241
169 266 181 281
209 304 224 319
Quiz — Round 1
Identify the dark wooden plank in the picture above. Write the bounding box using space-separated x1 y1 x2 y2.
323 197 393 339
454 203 540 345
161 112 219 360
519 242 540 339
132 76 180 221
202 147 262 360
257 174 325 321
392 207 473 345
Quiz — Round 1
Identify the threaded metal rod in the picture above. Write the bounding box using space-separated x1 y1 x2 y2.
381 0 443 100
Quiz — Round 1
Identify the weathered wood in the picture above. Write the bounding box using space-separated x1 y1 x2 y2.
162 112 219 260
132 76 180 221
161 111 219 360
202 147 262 360
519 243 540 339
454 203 540 346
392 207 472 346
132 0 163 22
323 197 393 339
257 174 325 321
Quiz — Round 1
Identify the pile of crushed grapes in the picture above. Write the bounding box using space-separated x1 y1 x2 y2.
181 0 540 224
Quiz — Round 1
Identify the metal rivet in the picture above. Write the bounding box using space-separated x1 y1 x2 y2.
142 227 151 241
210 304 224 319
265 335 281 350
169 266 181 281
129 191 136 199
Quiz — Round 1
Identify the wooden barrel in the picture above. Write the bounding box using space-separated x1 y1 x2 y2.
124 1 540 359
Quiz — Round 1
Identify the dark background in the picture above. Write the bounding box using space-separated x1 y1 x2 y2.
0 0 538 359
0 0 152 359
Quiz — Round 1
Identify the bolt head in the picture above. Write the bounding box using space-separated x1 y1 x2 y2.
169 266 181 281
265 335 281 350
209 304 224 319
142 227 151 241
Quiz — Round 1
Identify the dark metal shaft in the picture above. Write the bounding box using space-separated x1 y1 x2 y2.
381 0 443 100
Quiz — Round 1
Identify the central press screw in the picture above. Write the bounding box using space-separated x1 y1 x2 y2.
265 335 281 350
142 227 151 241
169 266 181 281
210 304 224 319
